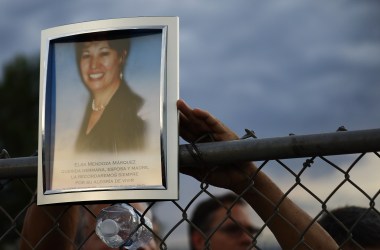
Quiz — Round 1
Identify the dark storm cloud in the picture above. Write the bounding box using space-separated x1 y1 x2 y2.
173 1 380 137
1 0 378 137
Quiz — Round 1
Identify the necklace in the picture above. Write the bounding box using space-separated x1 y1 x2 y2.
92 99 106 112
91 82 119 112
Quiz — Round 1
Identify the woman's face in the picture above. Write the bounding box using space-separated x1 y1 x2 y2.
79 40 124 93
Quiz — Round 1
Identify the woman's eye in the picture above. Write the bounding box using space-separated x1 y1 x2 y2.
81 52 90 59
100 51 110 57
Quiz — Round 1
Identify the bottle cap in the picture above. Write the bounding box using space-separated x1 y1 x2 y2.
99 219 119 237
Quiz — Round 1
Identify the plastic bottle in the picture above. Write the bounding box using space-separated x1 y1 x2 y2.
95 203 153 250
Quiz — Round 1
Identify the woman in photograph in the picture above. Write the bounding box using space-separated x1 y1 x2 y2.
75 33 145 153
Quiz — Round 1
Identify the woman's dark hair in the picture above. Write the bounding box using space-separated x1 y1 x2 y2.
74 31 130 67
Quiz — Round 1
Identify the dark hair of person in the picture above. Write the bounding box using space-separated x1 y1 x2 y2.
318 206 380 248
74 31 130 71
189 193 246 250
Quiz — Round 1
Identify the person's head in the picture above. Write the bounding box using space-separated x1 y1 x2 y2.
75 32 130 95
318 206 380 250
189 193 259 250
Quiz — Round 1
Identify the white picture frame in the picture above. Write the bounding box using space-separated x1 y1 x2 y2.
37 17 179 205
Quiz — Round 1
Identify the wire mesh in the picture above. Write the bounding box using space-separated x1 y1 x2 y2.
1 129 380 249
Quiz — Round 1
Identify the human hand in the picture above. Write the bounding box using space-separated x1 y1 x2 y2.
177 99 239 142
177 99 256 192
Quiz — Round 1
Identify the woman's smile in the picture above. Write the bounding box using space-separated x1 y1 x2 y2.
89 72 104 80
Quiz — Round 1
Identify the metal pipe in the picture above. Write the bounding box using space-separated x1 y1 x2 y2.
1 128 380 178
0 157 38 179
179 128 380 166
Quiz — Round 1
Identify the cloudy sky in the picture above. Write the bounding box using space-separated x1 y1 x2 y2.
1 1 379 248
1 1 379 137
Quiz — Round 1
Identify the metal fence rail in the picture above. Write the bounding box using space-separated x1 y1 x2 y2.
2 128 380 177
1 128 380 249
180 128 380 165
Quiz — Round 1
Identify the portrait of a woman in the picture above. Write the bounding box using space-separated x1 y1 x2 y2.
74 33 146 153
40 20 176 197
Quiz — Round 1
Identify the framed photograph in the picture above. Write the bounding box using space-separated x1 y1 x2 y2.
37 17 179 205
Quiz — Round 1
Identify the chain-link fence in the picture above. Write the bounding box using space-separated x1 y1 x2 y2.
1 128 380 249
